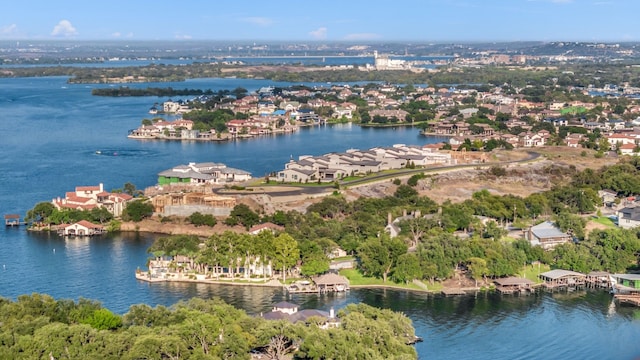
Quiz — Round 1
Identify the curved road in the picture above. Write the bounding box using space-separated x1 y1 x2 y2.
215 151 542 198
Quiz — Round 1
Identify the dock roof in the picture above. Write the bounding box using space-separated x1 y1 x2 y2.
613 273 640 281
540 269 585 280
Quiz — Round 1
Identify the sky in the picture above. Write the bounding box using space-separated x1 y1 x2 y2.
1 0 640 43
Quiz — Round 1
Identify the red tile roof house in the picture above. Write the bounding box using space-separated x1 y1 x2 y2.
52 183 133 217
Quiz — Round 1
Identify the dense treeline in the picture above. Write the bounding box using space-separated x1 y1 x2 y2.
149 155 640 286
0 294 417 359
3 62 640 89
92 86 213 97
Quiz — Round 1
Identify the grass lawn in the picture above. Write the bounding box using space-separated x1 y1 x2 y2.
520 263 551 283
590 216 616 228
339 269 428 291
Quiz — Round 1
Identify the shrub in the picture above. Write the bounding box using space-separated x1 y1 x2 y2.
188 212 217 227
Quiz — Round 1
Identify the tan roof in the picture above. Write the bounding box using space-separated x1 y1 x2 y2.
313 273 349 286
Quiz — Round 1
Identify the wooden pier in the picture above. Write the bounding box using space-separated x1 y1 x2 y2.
614 294 640 307
441 288 467 297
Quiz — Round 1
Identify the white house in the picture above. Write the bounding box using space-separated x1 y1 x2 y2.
617 206 640 229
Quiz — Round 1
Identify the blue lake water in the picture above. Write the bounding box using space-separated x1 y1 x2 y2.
1 76 640 359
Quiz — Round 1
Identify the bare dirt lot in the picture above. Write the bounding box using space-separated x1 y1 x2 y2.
243 147 618 213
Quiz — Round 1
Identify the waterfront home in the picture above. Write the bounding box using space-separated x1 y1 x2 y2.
52 183 133 217
616 206 640 229
539 269 586 289
262 302 340 329
277 145 453 183
158 162 251 185
525 221 572 249
163 100 190 114
368 109 409 122
57 220 105 237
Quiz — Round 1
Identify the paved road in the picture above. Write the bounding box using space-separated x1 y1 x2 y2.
216 151 542 197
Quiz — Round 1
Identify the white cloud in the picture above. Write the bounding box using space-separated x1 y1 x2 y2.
0 24 18 36
309 27 327 40
241 17 273 26
51 20 78 37
112 32 134 38
175 34 192 40
343 33 381 41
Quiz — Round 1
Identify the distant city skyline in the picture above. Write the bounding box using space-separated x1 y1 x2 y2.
2 0 640 42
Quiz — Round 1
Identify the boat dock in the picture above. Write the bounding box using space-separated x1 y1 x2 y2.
286 273 350 294
494 277 535 295
4 214 25 227
614 294 640 307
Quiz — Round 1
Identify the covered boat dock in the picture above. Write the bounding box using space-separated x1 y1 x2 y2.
494 277 535 294
539 269 586 289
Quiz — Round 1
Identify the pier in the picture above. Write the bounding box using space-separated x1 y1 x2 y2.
441 288 467 297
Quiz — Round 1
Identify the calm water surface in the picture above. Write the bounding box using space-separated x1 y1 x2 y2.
1 77 639 359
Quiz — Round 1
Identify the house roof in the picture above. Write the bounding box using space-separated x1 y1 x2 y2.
540 269 585 280
62 220 104 229
530 221 568 239
313 273 349 286
273 301 299 309
619 206 640 221
613 273 640 281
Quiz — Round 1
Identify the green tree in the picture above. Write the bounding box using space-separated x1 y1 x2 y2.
81 308 123 330
25 202 56 224
358 235 408 282
188 212 217 227
467 257 488 286
122 199 154 222
392 253 421 284
225 204 260 229
272 233 300 282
